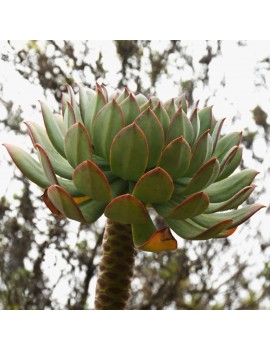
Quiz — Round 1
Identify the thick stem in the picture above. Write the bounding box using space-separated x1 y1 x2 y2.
94 219 135 310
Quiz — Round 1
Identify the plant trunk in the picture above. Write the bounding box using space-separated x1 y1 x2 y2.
94 219 135 310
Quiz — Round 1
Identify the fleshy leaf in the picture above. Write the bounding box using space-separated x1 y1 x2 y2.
213 132 242 160
206 185 255 213
204 169 258 203
84 88 106 138
187 129 213 175
4 144 50 189
63 102 76 133
140 98 155 111
78 199 107 223
152 101 170 137
137 227 177 252
183 158 220 194
66 84 83 123
93 99 124 160
135 94 147 106
116 88 130 103
135 108 164 168
132 167 174 204
77 84 90 122
217 227 238 238
198 106 213 135
135 93 148 106
110 123 148 181
192 204 265 229
64 122 92 168
104 194 148 224
73 160 112 201
166 106 194 145
178 95 188 114
190 106 200 143
41 188 64 216
120 94 141 125
166 192 209 219
157 137 191 180
24 121 74 179
47 185 85 222
165 98 177 118
40 101 66 157
131 214 156 246
35 144 58 185
211 118 225 153
167 217 232 240
217 147 243 181
61 93 70 116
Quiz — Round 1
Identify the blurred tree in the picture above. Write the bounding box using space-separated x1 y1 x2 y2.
0 40 269 309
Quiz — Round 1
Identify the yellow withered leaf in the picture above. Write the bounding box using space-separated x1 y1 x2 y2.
137 227 177 253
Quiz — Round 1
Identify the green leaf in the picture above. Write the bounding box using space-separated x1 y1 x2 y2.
211 118 225 153
35 143 58 185
190 106 200 144
64 122 92 168
57 178 83 197
40 101 66 157
131 214 156 246
116 88 130 103
204 169 258 203
140 98 156 111
213 132 242 160
157 137 191 179
84 88 106 138
93 99 124 161
24 121 74 179
4 144 50 188
217 147 243 181
205 185 255 213
78 199 107 223
183 158 220 194
104 194 148 224
187 129 213 176
178 95 188 113
132 167 174 204
192 204 265 229
152 101 170 137
47 185 85 222
218 146 239 175
73 160 112 201
77 84 90 122
66 84 83 123
167 217 232 240
110 123 148 181
135 93 148 106
135 108 164 168
120 94 141 125
100 83 109 102
198 106 213 135
165 98 177 118
61 93 70 116
53 113 65 135
63 102 76 133
166 107 194 145
166 192 209 219
86 88 96 101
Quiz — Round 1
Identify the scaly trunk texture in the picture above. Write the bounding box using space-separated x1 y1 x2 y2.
94 219 135 310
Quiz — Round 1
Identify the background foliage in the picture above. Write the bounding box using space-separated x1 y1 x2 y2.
0 40 269 309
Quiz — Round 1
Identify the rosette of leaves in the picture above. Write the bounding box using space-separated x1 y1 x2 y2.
4 83 263 309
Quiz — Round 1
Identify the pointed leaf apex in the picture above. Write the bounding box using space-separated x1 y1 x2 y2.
137 227 177 252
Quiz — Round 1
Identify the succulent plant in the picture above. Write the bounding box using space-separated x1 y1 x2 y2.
4 82 263 309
